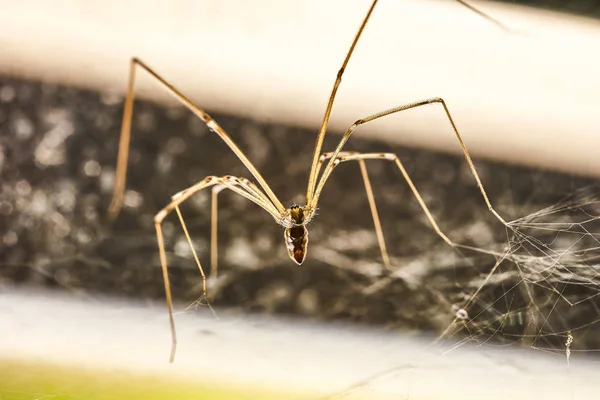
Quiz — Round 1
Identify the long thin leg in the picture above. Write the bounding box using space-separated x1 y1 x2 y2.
154 175 281 362
454 0 511 32
305 0 379 204
305 0 509 205
211 185 226 279
321 151 459 266
175 203 209 295
171 174 280 282
207 176 283 277
176 177 277 292
311 98 507 230
173 175 280 224
108 58 285 221
316 151 390 267
357 159 389 266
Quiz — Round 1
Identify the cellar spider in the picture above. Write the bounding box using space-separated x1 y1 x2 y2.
108 0 509 362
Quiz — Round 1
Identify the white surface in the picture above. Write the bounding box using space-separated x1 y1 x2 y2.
0 0 599 180
1 288 599 399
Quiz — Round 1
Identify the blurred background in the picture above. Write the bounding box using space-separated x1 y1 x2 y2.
1 0 600 399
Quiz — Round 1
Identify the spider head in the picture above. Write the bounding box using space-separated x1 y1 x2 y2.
282 205 310 265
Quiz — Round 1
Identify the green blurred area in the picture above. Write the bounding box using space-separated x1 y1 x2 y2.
0 358 292 400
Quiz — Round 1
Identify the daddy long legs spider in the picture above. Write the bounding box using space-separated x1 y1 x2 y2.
108 0 509 362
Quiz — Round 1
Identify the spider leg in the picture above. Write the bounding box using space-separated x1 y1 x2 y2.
155 175 281 362
305 0 509 204
311 97 507 230
318 151 457 267
109 58 285 220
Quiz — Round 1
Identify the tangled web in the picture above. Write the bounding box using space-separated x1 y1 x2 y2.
442 186 600 358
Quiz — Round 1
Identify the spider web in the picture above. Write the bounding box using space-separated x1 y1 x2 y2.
321 186 600 398
438 186 600 359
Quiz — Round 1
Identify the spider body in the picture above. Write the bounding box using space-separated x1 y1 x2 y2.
282 204 312 265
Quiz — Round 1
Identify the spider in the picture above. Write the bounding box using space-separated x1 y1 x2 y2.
107 0 509 362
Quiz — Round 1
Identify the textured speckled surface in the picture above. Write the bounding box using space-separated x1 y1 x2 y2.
1 76 599 356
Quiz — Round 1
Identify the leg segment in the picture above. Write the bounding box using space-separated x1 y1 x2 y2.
206 176 282 277
316 152 390 267
154 175 281 362
305 0 379 204
305 0 509 205
318 151 457 267
310 98 507 230
108 58 285 220
211 185 226 279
